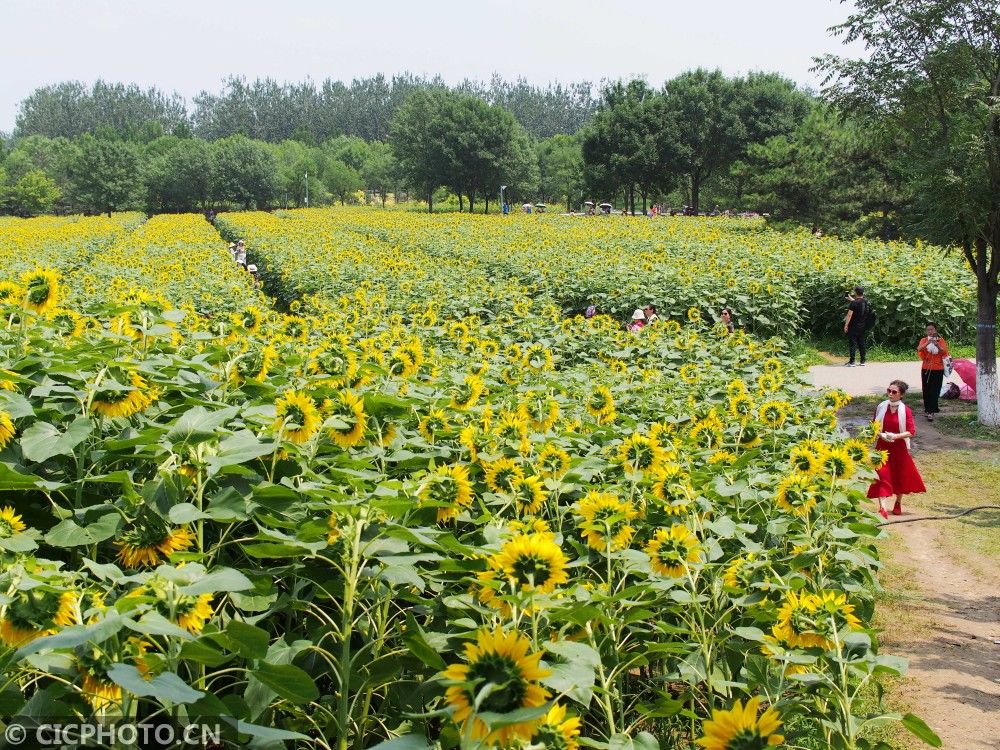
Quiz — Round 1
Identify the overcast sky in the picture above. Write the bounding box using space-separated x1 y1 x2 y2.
1 0 863 132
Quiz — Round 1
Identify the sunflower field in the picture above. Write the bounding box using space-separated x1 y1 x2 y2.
0 210 944 750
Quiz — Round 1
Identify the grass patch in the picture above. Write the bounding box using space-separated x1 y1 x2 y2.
788 338 832 368
934 413 1000 442
809 335 976 363
917 450 1000 570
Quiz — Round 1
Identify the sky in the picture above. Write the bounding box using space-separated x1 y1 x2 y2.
0 0 863 132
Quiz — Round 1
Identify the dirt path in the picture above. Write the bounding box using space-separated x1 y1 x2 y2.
806 358 998 397
879 506 1000 749
835 399 1000 749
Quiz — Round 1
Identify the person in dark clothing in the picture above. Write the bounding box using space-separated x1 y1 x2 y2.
844 286 870 366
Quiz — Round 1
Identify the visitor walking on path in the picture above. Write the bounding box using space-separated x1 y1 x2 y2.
917 322 949 421
867 379 926 519
844 286 870 366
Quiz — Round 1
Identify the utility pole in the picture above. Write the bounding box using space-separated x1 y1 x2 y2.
305 172 309 207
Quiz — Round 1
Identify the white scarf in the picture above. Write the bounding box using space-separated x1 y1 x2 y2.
874 399 911 449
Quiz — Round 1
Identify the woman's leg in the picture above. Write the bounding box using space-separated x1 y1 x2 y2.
921 369 933 413
926 369 943 414
892 494 902 515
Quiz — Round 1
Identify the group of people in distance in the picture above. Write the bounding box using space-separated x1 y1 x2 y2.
621 304 735 334
228 239 261 288
843 285 956 519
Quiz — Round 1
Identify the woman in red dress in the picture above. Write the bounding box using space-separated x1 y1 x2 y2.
867 379 926 519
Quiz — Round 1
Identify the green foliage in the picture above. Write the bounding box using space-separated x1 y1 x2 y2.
2 170 61 216
142 138 214 213
211 135 280 210
66 134 141 215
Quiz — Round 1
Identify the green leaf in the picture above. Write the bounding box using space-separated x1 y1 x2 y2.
901 713 942 747
367 735 434 750
226 620 270 660
166 405 239 445
252 662 319 705
20 417 93 463
219 717 310 743
0 462 45 490
44 513 121 547
609 732 660 750
106 664 204 704
179 567 252 595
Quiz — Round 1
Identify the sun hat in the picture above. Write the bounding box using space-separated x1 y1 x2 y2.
631 309 645 320
247 264 258 273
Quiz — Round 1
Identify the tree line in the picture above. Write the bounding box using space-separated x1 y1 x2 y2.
12 74 598 145
4 68 894 227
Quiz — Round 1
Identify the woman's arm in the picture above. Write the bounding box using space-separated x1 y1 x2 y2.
941 338 950 357
916 336 928 352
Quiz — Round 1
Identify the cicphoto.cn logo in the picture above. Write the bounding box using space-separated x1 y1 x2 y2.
3 721 222 747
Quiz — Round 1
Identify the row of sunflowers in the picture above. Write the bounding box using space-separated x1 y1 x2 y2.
217 208 974 345
0 210 937 749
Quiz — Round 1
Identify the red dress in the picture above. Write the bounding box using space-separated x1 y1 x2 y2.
867 407 926 498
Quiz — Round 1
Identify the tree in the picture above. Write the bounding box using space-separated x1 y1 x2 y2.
537 134 584 211
3 170 60 216
323 158 363 205
582 80 668 213
66 135 140 215
661 70 744 213
212 136 280 209
390 90 454 212
363 142 397 207
816 0 1000 425
142 138 215 213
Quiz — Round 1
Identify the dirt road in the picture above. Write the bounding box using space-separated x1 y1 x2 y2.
879 506 1000 749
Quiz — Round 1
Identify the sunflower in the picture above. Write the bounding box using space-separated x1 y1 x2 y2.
645 525 702 578
176 593 214 634
728 393 757 422
576 491 637 552
0 588 72 646
586 386 616 424
22 268 60 315
327 390 367 448
774 590 829 649
517 393 560 432
232 304 264 333
506 517 551 536
484 457 525 494
233 342 278 382
450 374 485 410
616 433 665 474
531 703 582 750
536 443 571 479
813 590 863 636
686 306 702 323
493 410 529 442
508 474 545 515
0 410 15 451
419 463 474 523
441 628 551 745
51 308 86 338
651 471 695 515
817 445 855 480
307 343 359 387
695 695 784 749
726 379 749 398
788 443 822 474
274 390 321 444
281 314 309 342
418 408 451 443
0 281 23 304
489 532 569 594
91 372 157 419
756 372 782 394
758 400 791 429
0 505 26 537
841 438 870 465
679 363 701 384
723 554 757 590
774 473 819 517
388 346 419 379
116 522 195 568
78 652 124 711
869 449 889 470
688 418 723 449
